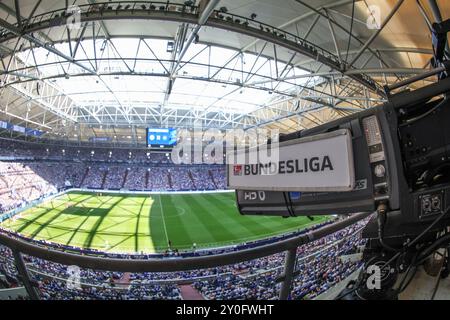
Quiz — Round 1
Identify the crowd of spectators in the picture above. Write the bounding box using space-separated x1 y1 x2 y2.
0 138 199 164
194 220 366 300
123 167 147 190
0 219 367 300
0 161 226 214
0 137 228 214
81 164 222 191
0 162 58 213
38 278 181 300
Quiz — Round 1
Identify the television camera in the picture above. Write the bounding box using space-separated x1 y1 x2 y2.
227 19 450 299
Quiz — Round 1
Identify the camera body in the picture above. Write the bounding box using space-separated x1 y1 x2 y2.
227 18 450 300
229 76 450 243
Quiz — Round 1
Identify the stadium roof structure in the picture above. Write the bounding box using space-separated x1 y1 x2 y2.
0 0 447 145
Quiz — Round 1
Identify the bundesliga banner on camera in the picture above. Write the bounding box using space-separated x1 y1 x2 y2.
227 129 355 192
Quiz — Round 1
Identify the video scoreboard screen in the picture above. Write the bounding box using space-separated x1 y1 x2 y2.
146 128 177 147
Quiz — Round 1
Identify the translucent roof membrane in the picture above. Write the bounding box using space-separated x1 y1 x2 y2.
18 38 318 115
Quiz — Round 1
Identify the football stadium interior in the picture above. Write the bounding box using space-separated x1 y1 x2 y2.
0 0 450 302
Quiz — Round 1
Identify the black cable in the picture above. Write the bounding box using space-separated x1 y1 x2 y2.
408 210 449 253
334 282 359 300
344 0 356 65
287 192 297 217
406 230 448 298
335 256 380 300
392 224 450 295
395 250 420 294
379 208 449 279
337 208 450 299
335 265 370 300
397 266 419 294
282 192 295 217
399 97 448 127
377 211 402 252
430 251 446 300
416 233 450 265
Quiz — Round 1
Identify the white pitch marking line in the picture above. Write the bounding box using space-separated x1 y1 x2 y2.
158 194 170 246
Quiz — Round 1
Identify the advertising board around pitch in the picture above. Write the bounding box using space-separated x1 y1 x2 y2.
227 129 355 192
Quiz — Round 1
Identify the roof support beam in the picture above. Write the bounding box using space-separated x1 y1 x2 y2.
295 46 433 68
163 23 188 105
86 0 111 39
0 18 96 76
0 18 128 125
250 68 425 86
72 23 88 59
0 2 382 95
163 0 220 105
244 103 326 131
293 0 398 83
14 0 22 28
303 13 321 40
348 0 405 67
241 0 362 53
325 9 342 64
416 0 433 30
26 0 42 24
0 1 53 44
172 0 221 75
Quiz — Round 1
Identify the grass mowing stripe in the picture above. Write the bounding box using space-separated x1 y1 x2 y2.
3 191 328 253
184 194 238 242
158 194 170 247
174 195 218 242
202 194 275 236
158 195 194 250
82 195 123 249
134 197 146 252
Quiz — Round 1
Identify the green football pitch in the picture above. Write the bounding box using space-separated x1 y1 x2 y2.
1 191 328 253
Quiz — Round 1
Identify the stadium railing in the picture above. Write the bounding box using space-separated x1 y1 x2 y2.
0 211 371 300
